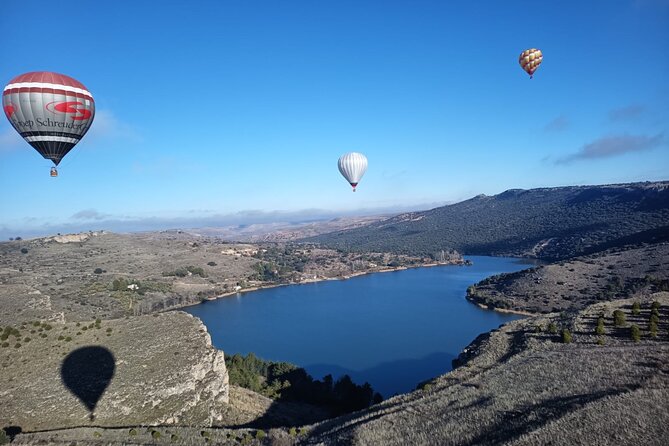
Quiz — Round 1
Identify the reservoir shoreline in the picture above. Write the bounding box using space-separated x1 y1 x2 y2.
184 256 532 397
186 258 535 318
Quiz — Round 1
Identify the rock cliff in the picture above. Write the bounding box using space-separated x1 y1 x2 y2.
0 312 229 431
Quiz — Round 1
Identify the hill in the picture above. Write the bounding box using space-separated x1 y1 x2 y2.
467 243 669 313
303 294 669 445
305 181 669 261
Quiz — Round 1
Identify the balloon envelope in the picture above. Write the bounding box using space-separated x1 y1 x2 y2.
338 152 368 191
519 49 543 78
3 71 95 166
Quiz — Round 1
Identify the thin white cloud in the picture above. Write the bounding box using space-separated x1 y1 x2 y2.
556 133 665 164
609 105 645 121
85 109 141 143
71 209 111 220
544 115 569 132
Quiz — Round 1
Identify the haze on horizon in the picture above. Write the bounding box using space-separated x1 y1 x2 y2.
1 0 668 238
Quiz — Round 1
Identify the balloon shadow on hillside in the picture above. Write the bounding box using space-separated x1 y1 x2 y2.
60 346 115 421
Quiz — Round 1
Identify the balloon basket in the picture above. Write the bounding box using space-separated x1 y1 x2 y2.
50 167 58 177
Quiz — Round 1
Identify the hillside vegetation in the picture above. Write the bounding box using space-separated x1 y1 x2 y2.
306 181 669 260
467 243 669 313
303 295 669 445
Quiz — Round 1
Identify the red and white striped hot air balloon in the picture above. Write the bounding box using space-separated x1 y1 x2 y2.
519 48 543 79
3 71 95 176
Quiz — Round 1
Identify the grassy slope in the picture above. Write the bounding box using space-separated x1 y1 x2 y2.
467 243 669 313
302 295 669 446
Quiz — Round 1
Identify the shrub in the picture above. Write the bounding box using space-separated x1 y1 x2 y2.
632 301 640 315
255 430 266 440
93 432 101 438
595 317 605 335
614 310 626 327
630 324 641 342
1 342 8 348
207 261 217 266
20 248 28 254
128 428 137 436
597 337 605 345
649 321 658 338
534 325 543 333
14 343 21 348
651 307 660 317
650 314 659 325
186 266 207 277
171 433 179 441
547 322 558 334
0 429 8 445
562 329 573 344
65 336 72 342
651 301 661 310
151 430 161 440
94 268 103 274
200 431 211 439
289 427 298 437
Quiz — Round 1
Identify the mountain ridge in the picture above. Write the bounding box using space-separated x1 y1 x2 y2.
305 181 669 261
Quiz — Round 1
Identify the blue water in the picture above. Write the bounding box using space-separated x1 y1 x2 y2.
185 256 532 397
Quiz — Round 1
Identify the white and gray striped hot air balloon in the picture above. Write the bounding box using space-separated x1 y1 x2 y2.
3 71 95 176
338 152 368 192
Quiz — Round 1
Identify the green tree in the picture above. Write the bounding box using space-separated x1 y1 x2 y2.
595 317 605 335
630 324 641 342
0 429 9 445
548 322 558 334
614 310 626 327
649 321 658 338
632 301 640 315
562 329 573 344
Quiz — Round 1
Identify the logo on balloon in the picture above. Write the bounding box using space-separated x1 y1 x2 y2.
45 101 92 121
3 103 15 117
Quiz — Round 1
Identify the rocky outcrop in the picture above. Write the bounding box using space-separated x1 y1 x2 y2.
0 312 229 431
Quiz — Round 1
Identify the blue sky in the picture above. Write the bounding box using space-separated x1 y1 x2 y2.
1 0 667 237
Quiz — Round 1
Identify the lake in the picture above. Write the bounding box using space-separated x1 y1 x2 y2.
185 256 533 397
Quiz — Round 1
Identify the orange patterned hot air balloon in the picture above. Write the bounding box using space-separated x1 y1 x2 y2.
519 48 543 79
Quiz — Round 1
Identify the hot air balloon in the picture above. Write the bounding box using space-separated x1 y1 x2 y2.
519 48 543 79
3 71 95 176
338 152 368 192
